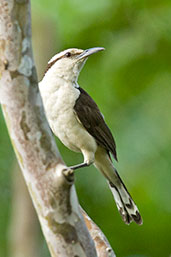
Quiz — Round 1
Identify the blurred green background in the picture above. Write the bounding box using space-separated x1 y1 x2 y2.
0 0 171 256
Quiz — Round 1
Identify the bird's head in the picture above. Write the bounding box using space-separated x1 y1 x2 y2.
44 47 105 83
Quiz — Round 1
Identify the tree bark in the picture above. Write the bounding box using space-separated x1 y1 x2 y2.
0 0 116 256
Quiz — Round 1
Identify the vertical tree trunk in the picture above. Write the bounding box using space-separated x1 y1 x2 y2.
8 13 58 257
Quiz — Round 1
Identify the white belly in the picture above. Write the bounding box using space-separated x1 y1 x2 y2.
39 81 97 154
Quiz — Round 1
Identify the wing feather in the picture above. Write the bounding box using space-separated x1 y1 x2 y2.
74 87 117 161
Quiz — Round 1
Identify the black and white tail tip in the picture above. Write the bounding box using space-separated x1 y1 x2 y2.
109 181 143 225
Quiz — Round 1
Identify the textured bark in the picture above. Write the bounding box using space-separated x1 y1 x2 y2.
82 209 116 257
0 0 115 256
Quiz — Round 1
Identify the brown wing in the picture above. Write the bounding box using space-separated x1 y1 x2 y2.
74 87 117 161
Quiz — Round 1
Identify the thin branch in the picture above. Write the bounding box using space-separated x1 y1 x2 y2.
82 209 116 257
0 0 115 256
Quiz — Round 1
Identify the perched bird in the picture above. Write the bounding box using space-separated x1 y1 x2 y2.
39 47 142 225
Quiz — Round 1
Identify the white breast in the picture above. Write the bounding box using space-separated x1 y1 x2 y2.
39 79 97 154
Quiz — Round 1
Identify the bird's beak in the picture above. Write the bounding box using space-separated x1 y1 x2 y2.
77 47 105 60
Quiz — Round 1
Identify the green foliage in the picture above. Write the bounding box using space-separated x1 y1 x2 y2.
1 0 171 256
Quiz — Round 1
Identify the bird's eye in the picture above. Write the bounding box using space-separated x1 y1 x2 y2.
65 52 71 57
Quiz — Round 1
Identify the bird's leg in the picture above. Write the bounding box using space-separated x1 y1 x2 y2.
69 151 94 170
69 162 89 170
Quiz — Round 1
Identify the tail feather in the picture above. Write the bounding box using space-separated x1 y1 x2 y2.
94 148 143 225
108 177 142 225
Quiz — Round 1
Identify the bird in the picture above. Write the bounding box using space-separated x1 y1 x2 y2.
39 47 143 225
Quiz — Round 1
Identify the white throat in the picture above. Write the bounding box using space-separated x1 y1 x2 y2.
42 57 87 89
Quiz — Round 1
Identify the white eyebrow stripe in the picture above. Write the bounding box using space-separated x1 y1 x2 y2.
48 52 65 64
45 48 84 75
48 48 83 64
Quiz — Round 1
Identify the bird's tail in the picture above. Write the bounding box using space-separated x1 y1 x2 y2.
107 172 142 225
94 148 143 225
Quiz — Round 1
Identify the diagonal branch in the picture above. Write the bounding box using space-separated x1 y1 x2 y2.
81 208 116 257
0 0 115 256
